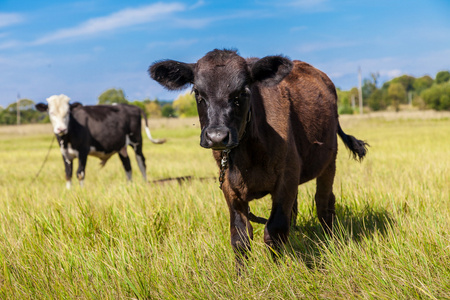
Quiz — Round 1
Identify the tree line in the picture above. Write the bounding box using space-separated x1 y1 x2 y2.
0 88 198 125
97 88 198 119
1 70 449 125
337 70 450 114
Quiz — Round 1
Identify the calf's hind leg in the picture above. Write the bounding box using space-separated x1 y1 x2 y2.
118 147 133 181
133 143 147 182
128 135 147 182
314 159 336 234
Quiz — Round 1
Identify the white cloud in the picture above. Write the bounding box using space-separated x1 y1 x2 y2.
189 0 206 10
0 40 21 50
147 38 199 49
256 0 331 12
0 13 24 28
33 2 186 45
287 0 329 9
172 9 263 30
381 69 402 78
297 41 359 53
290 26 308 32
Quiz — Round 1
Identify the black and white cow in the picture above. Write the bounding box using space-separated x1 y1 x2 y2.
36 94 165 188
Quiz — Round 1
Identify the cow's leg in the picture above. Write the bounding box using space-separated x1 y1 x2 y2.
224 190 253 269
264 185 298 253
119 146 132 181
314 159 336 234
62 156 73 189
133 143 147 182
76 151 88 187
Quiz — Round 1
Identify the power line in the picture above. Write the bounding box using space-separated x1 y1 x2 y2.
17 93 21 125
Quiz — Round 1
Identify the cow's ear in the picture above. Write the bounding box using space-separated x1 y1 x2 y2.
149 60 195 90
250 55 293 87
70 102 83 110
35 103 48 112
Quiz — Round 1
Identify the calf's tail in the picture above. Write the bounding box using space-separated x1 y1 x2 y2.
141 110 166 144
337 123 369 161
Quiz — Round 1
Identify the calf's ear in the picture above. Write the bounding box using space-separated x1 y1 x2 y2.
250 55 293 87
35 103 48 112
149 60 195 90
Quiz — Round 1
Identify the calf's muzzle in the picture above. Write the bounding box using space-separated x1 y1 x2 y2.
202 126 237 150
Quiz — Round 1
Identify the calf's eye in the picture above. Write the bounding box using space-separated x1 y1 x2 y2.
193 88 204 104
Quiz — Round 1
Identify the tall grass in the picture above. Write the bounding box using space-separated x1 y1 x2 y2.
0 112 449 299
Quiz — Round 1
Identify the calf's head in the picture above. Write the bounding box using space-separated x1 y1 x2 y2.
36 94 81 136
149 49 293 150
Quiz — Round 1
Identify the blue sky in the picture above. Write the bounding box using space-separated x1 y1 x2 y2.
1 0 449 107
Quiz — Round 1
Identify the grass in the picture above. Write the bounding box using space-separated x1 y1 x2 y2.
0 112 449 299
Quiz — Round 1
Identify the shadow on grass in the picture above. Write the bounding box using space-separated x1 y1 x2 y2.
286 202 395 268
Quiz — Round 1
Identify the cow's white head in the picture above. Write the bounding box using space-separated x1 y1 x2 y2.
36 94 79 136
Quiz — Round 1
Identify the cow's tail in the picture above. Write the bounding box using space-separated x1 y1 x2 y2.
141 109 166 144
337 122 369 161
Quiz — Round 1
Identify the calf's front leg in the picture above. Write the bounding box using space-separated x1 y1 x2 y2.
264 178 298 253
223 187 253 268
77 151 88 187
62 156 73 189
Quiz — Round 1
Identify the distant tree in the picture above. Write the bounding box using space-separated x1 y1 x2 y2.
362 72 392 111
391 75 415 93
17 99 35 110
145 100 162 118
349 87 359 107
440 94 450 110
362 72 379 101
367 89 386 111
129 100 145 111
387 82 406 112
412 94 427 110
161 104 176 118
336 88 353 114
98 88 128 104
172 91 197 117
413 75 433 93
435 71 450 84
421 83 450 110
0 98 43 124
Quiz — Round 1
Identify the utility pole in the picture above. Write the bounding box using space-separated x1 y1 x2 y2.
358 67 363 114
17 93 21 125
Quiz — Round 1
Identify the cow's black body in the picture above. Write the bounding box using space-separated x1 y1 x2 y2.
36 100 157 188
61 104 146 184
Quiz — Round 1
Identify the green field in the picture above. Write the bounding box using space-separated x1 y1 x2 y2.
0 112 449 299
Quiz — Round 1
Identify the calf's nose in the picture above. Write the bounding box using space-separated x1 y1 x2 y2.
56 127 67 135
204 127 230 149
